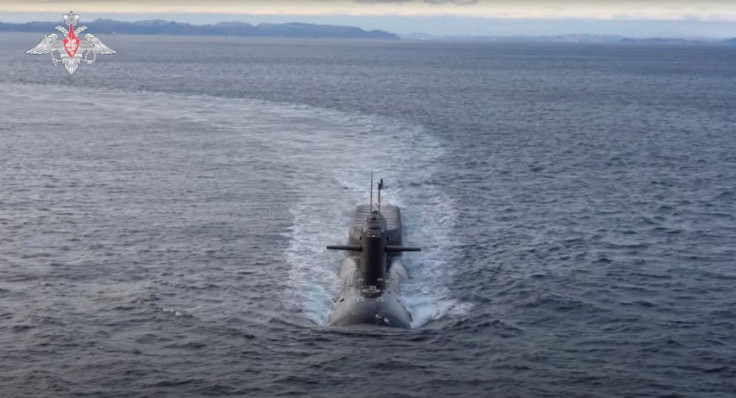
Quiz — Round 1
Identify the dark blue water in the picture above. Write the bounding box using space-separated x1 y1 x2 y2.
1 34 735 397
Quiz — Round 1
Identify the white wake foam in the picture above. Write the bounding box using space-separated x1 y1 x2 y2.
5 83 470 327
278 115 472 327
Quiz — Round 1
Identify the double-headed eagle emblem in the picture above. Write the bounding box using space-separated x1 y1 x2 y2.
27 11 116 75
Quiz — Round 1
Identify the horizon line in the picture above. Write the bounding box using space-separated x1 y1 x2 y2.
3 12 735 39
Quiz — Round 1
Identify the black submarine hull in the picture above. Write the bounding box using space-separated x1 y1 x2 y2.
329 254 412 328
328 204 414 328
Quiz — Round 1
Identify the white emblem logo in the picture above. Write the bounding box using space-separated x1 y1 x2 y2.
27 11 116 75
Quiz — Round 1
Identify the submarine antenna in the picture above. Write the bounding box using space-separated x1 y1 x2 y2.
370 171 374 212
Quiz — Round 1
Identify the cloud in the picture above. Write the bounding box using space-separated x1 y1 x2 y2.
423 0 478 4
2 0 736 21
355 0 477 4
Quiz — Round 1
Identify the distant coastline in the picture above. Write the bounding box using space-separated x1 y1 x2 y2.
2 19 734 44
0 19 399 39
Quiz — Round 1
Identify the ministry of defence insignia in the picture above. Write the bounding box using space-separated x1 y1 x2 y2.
27 11 116 75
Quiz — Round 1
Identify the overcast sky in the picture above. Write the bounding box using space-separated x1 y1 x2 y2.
2 0 735 38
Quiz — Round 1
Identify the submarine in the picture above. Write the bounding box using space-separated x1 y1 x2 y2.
327 175 420 328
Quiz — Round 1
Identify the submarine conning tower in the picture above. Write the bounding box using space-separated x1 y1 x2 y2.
330 201 419 288
358 210 388 286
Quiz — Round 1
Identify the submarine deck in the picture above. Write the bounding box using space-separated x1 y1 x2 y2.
348 204 403 247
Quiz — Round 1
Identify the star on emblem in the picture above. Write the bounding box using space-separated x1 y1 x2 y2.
27 11 116 75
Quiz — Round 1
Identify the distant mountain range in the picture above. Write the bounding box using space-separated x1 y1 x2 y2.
0 19 398 39
2 19 733 44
